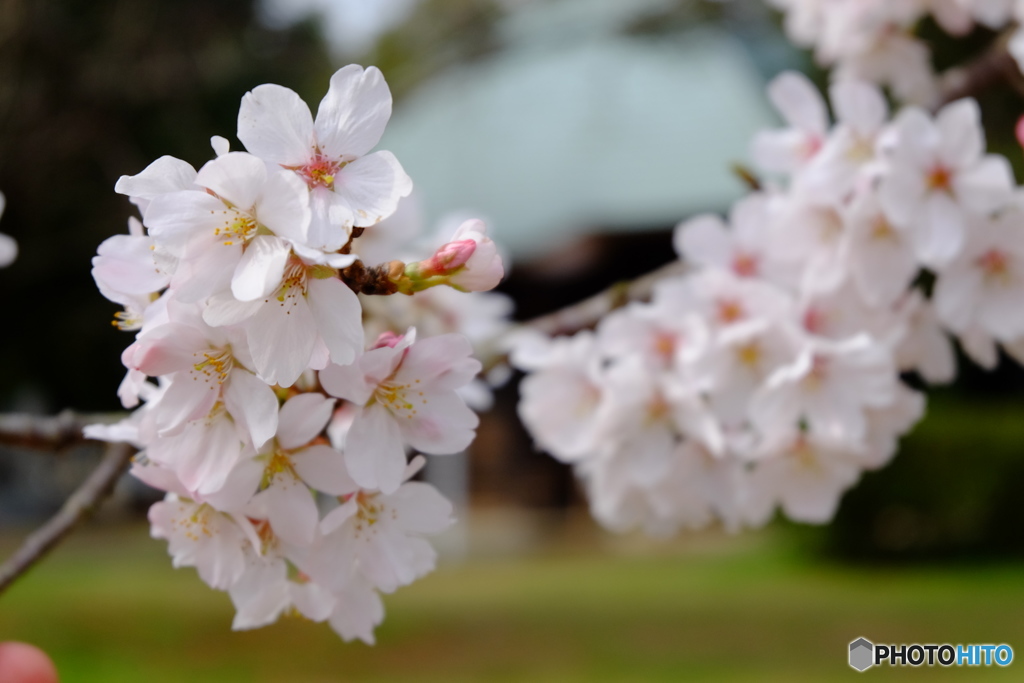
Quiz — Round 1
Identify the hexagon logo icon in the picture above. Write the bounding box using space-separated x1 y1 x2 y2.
849 637 874 671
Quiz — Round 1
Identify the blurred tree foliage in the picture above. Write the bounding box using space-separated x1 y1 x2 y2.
0 0 333 411
364 0 504 101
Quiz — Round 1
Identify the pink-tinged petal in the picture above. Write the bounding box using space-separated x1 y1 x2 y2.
229 558 289 629
328 580 384 645
315 65 392 159
232 235 290 302
172 240 242 304
914 193 964 268
934 268 982 332
319 361 374 405
248 291 317 388
674 214 731 266
307 187 355 251
237 83 315 166
389 482 454 535
333 151 412 228
127 323 209 376
397 390 478 455
224 369 280 449
292 444 358 495
256 170 311 242
345 404 407 494
396 334 481 391
959 326 998 369
768 71 827 133
203 292 262 327
829 81 887 136
307 277 364 367
260 471 319 546
143 191 226 256
196 152 266 211
131 460 190 497
179 417 246 495
954 155 1014 214
935 99 983 168
115 156 197 199
0 232 15 268
202 455 263 511
152 374 220 436
290 582 336 623
750 129 807 173
878 171 926 228
93 234 169 294
320 496 359 535
277 393 335 449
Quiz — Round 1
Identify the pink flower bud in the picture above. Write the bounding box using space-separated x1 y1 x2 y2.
446 219 504 292
371 331 406 349
422 239 476 276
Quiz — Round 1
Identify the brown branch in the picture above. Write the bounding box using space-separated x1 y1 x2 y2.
0 442 135 595
937 30 1024 107
521 260 689 337
0 411 124 451
341 259 402 295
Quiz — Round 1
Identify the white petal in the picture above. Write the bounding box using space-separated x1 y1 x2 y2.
237 84 314 166
196 152 267 211
333 151 412 228
768 71 827 133
397 391 478 455
307 277 364 367
315 64 393 159
231 235 290 302
345 404 407 494
292 444 358 495
261 472 319 546
256 170 311 243
0 232 15 268
224 369 280 449
247 291 317 387
277 393 335 450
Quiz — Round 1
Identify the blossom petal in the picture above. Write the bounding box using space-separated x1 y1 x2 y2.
334 151 412 228
232 235 290 302
238 84 314 166
315 65 393 159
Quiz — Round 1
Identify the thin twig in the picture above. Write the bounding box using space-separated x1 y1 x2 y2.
0 410 122 450
521 260 689 336
937 30 1024 106
0 442 135 595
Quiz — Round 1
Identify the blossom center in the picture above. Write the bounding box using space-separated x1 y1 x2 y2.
193 348 234 384
731 251 759 277
926 164 954 193
374 380 421 419
213 209 258 247
976 248 1011 284
716 298 745 325
295 155 346 190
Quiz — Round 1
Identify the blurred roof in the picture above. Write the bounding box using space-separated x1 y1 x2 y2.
380 0 778 259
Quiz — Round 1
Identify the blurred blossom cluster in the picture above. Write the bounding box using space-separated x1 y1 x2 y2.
513 69 1024 535
0 193 15 268
85 65 510 642
770 0 1024 105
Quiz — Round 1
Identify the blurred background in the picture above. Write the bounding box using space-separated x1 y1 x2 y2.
1 0 1024 680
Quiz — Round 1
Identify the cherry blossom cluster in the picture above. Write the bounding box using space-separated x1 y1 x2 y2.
0 192 15 268
513 70 1024 535
768 0 1024 105
87 65 504 642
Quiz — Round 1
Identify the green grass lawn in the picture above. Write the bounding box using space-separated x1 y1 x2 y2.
1 522 1023 682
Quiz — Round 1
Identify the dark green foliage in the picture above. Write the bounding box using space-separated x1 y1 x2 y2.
0 0 332 411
